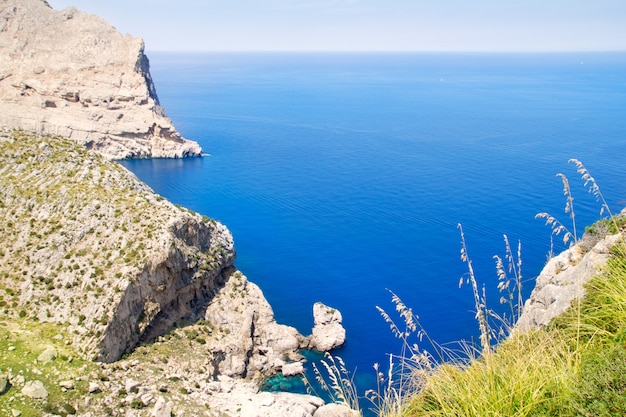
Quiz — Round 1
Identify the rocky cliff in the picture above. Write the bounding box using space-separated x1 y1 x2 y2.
0 0 202 159
518 224 625 332
0 129 292 366
0 130 350 417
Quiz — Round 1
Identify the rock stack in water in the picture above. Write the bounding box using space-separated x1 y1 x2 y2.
0 0 203 159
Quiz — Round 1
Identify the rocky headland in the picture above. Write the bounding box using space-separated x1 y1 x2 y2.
0 1 353 415
0 0 202 159
0 129 348 417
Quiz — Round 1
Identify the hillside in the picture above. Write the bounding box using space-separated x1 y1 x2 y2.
0 130 336 417
375 212 626 416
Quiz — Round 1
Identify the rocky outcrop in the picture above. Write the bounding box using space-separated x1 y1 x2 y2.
202 267 306 379
313 403 361 417
305 302 347 352
0 0 202 159
241 392 325 417
517 231 623 332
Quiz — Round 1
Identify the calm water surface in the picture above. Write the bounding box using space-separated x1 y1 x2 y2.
121 52 626 402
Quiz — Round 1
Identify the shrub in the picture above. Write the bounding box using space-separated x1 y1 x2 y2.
129 398 144 409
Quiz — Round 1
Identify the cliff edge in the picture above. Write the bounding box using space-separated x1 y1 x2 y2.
518 222 625 333
0 129 307 372
0 0 203 159
0 130 351 416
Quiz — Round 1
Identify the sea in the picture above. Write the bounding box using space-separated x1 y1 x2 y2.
120 51 626 406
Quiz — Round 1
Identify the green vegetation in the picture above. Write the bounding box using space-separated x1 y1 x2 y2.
386 160 626 417
0 317 96 417
311 159 626 417
399 238 626 417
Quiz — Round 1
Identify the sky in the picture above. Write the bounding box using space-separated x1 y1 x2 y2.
47 0 626 52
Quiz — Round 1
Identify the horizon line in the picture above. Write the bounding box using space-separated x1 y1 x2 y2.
146 48 626 54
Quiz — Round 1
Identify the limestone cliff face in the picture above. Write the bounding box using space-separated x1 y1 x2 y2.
0 131 302 378
517 230 624 332
0 0 202 159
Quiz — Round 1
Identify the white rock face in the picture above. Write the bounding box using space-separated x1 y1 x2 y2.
21 380 48 399
203 268 305 379
240 392 325 417
517 232 623 332
313 403 361 417
0 0 202 159
307 302 346 352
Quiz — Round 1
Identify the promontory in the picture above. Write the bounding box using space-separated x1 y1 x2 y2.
0 0 203 159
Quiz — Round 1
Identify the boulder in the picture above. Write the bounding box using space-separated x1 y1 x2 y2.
88 381 100 394
240 392 325 417
313 403 360 417
59 380 75 390
37 347 57 363
21 380 48 399
307 303 346 352
125 378 141 393
282 361 305 377
152 397 173 417
0 374 9 395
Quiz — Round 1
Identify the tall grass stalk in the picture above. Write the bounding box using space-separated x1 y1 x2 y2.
536 172 577 247
404 328 580 417
568 158 619 232
493 235 524 336
457 223 492 354
369 291 441 416
304 352 362 414
536 159 621 347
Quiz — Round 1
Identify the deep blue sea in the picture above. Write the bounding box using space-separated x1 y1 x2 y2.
121 52 626 403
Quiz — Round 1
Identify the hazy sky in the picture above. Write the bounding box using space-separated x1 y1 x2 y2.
47 0 626 52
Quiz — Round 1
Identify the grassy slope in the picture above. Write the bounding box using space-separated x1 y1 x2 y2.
399 237 626 417
0 318 96 417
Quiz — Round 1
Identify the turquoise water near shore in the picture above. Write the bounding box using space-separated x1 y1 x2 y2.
121 52 626 404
